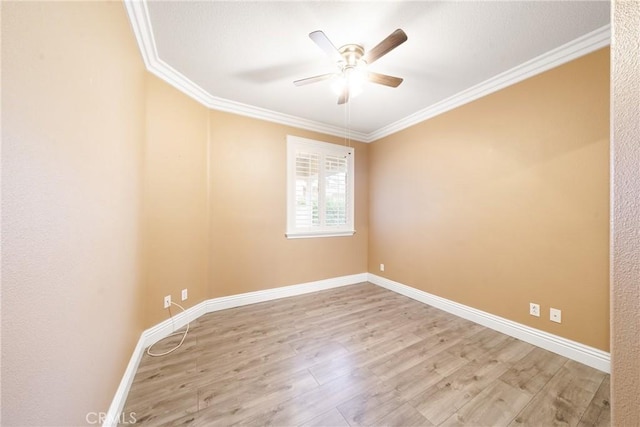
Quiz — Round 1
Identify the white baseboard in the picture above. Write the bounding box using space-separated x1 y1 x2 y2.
204 273 368 313
103 272 368 426
141 300 208 349
368 273 610 373
103 338 146 426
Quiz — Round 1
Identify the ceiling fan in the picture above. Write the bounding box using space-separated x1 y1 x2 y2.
294 29 408 105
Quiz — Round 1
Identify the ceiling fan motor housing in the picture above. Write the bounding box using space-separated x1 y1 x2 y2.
338 44 366 71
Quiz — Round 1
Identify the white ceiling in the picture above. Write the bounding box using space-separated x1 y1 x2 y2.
128 1 610 141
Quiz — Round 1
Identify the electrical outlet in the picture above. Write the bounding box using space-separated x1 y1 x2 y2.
529 303 540 317
164 295 171 309
550 308 562 323
181 288 188 301
380 263 385 272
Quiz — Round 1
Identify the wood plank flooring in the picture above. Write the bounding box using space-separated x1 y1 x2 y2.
122 283 610 426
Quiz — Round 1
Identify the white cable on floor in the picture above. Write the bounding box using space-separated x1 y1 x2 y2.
146 301 190 357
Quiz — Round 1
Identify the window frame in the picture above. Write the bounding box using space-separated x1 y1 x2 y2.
286 135 355 239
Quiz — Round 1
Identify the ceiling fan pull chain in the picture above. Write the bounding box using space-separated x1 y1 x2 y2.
348 100 352 148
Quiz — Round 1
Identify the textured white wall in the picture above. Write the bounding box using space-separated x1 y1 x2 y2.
611 0 640 424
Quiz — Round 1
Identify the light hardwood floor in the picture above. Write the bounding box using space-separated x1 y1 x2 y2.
123 283 610 426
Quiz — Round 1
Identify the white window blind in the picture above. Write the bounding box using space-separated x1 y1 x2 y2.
287 136 355 238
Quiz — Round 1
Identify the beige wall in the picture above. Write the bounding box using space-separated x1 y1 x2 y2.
2 2 146 425
208 111 369 297
141 100 370 325
369 48 610 351
142 76 210 326
611 0 640 423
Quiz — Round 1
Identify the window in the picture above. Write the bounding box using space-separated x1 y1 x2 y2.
286 135 355 238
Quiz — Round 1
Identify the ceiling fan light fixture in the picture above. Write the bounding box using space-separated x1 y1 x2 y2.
331 65 366 99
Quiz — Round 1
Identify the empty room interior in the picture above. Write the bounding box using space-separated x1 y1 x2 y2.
2 1 639 426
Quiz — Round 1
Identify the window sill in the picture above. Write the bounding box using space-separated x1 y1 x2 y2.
285 230 356 239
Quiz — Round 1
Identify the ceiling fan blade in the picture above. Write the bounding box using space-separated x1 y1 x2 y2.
364 29 407 65
367 72 403 88
294 73 336 86
309 30 343 62
337 87 350 105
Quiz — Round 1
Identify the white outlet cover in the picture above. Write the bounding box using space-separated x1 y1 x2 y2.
529 303 540 317
182 289 188 301
380 263 385 272
550 308 562 323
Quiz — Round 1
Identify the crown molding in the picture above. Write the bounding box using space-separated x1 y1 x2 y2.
204 95 370 142
124 0 155 69
125 1 609 144
367 24 611 142
123 0 368 142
